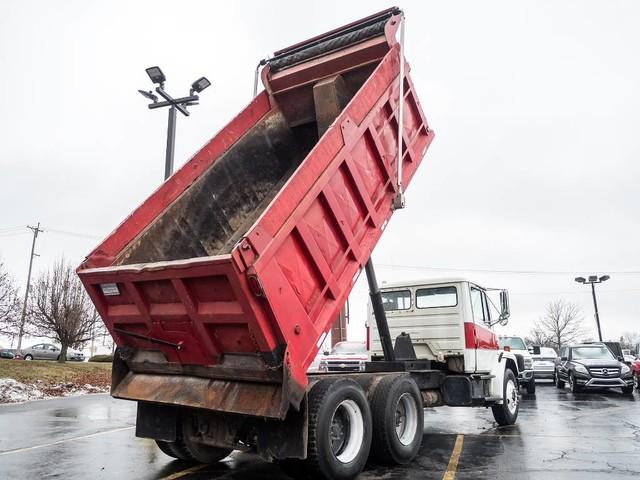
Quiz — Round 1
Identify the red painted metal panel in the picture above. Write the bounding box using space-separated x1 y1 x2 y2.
78 11 433 405
464 322 499 350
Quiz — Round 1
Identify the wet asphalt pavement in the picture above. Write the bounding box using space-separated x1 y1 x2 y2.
1 382 638 479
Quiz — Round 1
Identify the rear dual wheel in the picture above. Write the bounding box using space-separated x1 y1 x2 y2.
303 378 372 480
369 375 424 465
155 415 232 464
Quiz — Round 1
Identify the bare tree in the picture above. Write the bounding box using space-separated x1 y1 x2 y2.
0 259 20 339
620 331 640 352
524 325 552 349
533 299 586 351
29 258 99 363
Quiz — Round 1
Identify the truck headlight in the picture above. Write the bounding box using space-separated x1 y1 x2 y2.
574 364 588 374
318 360 328 372
621 364 631 375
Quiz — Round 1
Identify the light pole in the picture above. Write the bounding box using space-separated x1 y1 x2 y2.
575 275 610 342
138 66 211 180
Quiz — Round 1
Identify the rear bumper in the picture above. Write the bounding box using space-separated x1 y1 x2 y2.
533 367 554 379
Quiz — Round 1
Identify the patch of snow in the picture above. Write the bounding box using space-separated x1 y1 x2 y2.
0 378 109 404
0 378 45 403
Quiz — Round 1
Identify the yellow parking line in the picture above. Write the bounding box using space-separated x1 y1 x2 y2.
159 464 207 480
442 434 464 480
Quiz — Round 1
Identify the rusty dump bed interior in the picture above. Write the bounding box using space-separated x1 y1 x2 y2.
78 8 433 419
115 113 316 265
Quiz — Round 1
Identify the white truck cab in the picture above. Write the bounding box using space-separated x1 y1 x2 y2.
367 278 523 420
369 278 507 372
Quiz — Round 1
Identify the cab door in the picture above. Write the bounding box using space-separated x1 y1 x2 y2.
469 287 498 372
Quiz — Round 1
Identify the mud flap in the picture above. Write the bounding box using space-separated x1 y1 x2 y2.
136 402 177 442
441 376 472 406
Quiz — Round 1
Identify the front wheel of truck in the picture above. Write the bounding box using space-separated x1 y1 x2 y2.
304 378 372 480
369 374 423 465
492 369 519 426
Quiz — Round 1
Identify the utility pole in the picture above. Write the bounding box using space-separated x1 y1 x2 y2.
16 223 44 354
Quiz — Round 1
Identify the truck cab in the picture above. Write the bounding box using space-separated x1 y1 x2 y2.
369 278 510 375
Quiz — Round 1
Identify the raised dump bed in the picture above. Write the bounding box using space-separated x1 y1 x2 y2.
77 7 433 418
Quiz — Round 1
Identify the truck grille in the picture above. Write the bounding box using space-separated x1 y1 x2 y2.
327 361 363 372
589 367 620 377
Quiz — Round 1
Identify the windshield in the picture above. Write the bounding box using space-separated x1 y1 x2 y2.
331 342 367 355
540 348 557 358
572 346 615 360
499 337 526 350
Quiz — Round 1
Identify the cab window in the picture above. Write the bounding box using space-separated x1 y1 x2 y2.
470 287 485 323
416 286 457 308
380 290 411 311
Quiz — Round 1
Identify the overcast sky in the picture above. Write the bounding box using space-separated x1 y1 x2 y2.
1 0 639 346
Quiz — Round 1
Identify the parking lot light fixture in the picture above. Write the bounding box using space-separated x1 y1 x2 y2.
574 274 610 342
191 76 211 94
138 66 210 180
145 66 166 85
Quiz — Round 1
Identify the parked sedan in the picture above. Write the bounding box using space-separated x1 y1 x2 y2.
0 349 15 359
532 347 557 380
555 343 634 394
22 344 85 361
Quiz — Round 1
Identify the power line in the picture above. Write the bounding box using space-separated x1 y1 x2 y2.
375 263 640 276
44 228 101 240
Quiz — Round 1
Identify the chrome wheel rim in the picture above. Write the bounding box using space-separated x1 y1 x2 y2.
505 378 518 414
329 399 364 464
395 393 419 446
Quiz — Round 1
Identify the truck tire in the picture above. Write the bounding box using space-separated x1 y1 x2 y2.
180 415 232 464
526 378 536 394
155 440 187 460
304 378 372 480
155 428 193 461
369 375 423 465
491 369 519 426
621 385 634 395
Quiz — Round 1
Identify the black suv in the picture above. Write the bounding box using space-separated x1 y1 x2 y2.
554 343 634 395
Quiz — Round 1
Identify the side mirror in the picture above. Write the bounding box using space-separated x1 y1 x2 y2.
532 345 541 355
560 356 568 361
323 350 330 356
498 290 510 326
617 356 624 362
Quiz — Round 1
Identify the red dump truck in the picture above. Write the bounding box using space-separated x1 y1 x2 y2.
78 8 520 479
